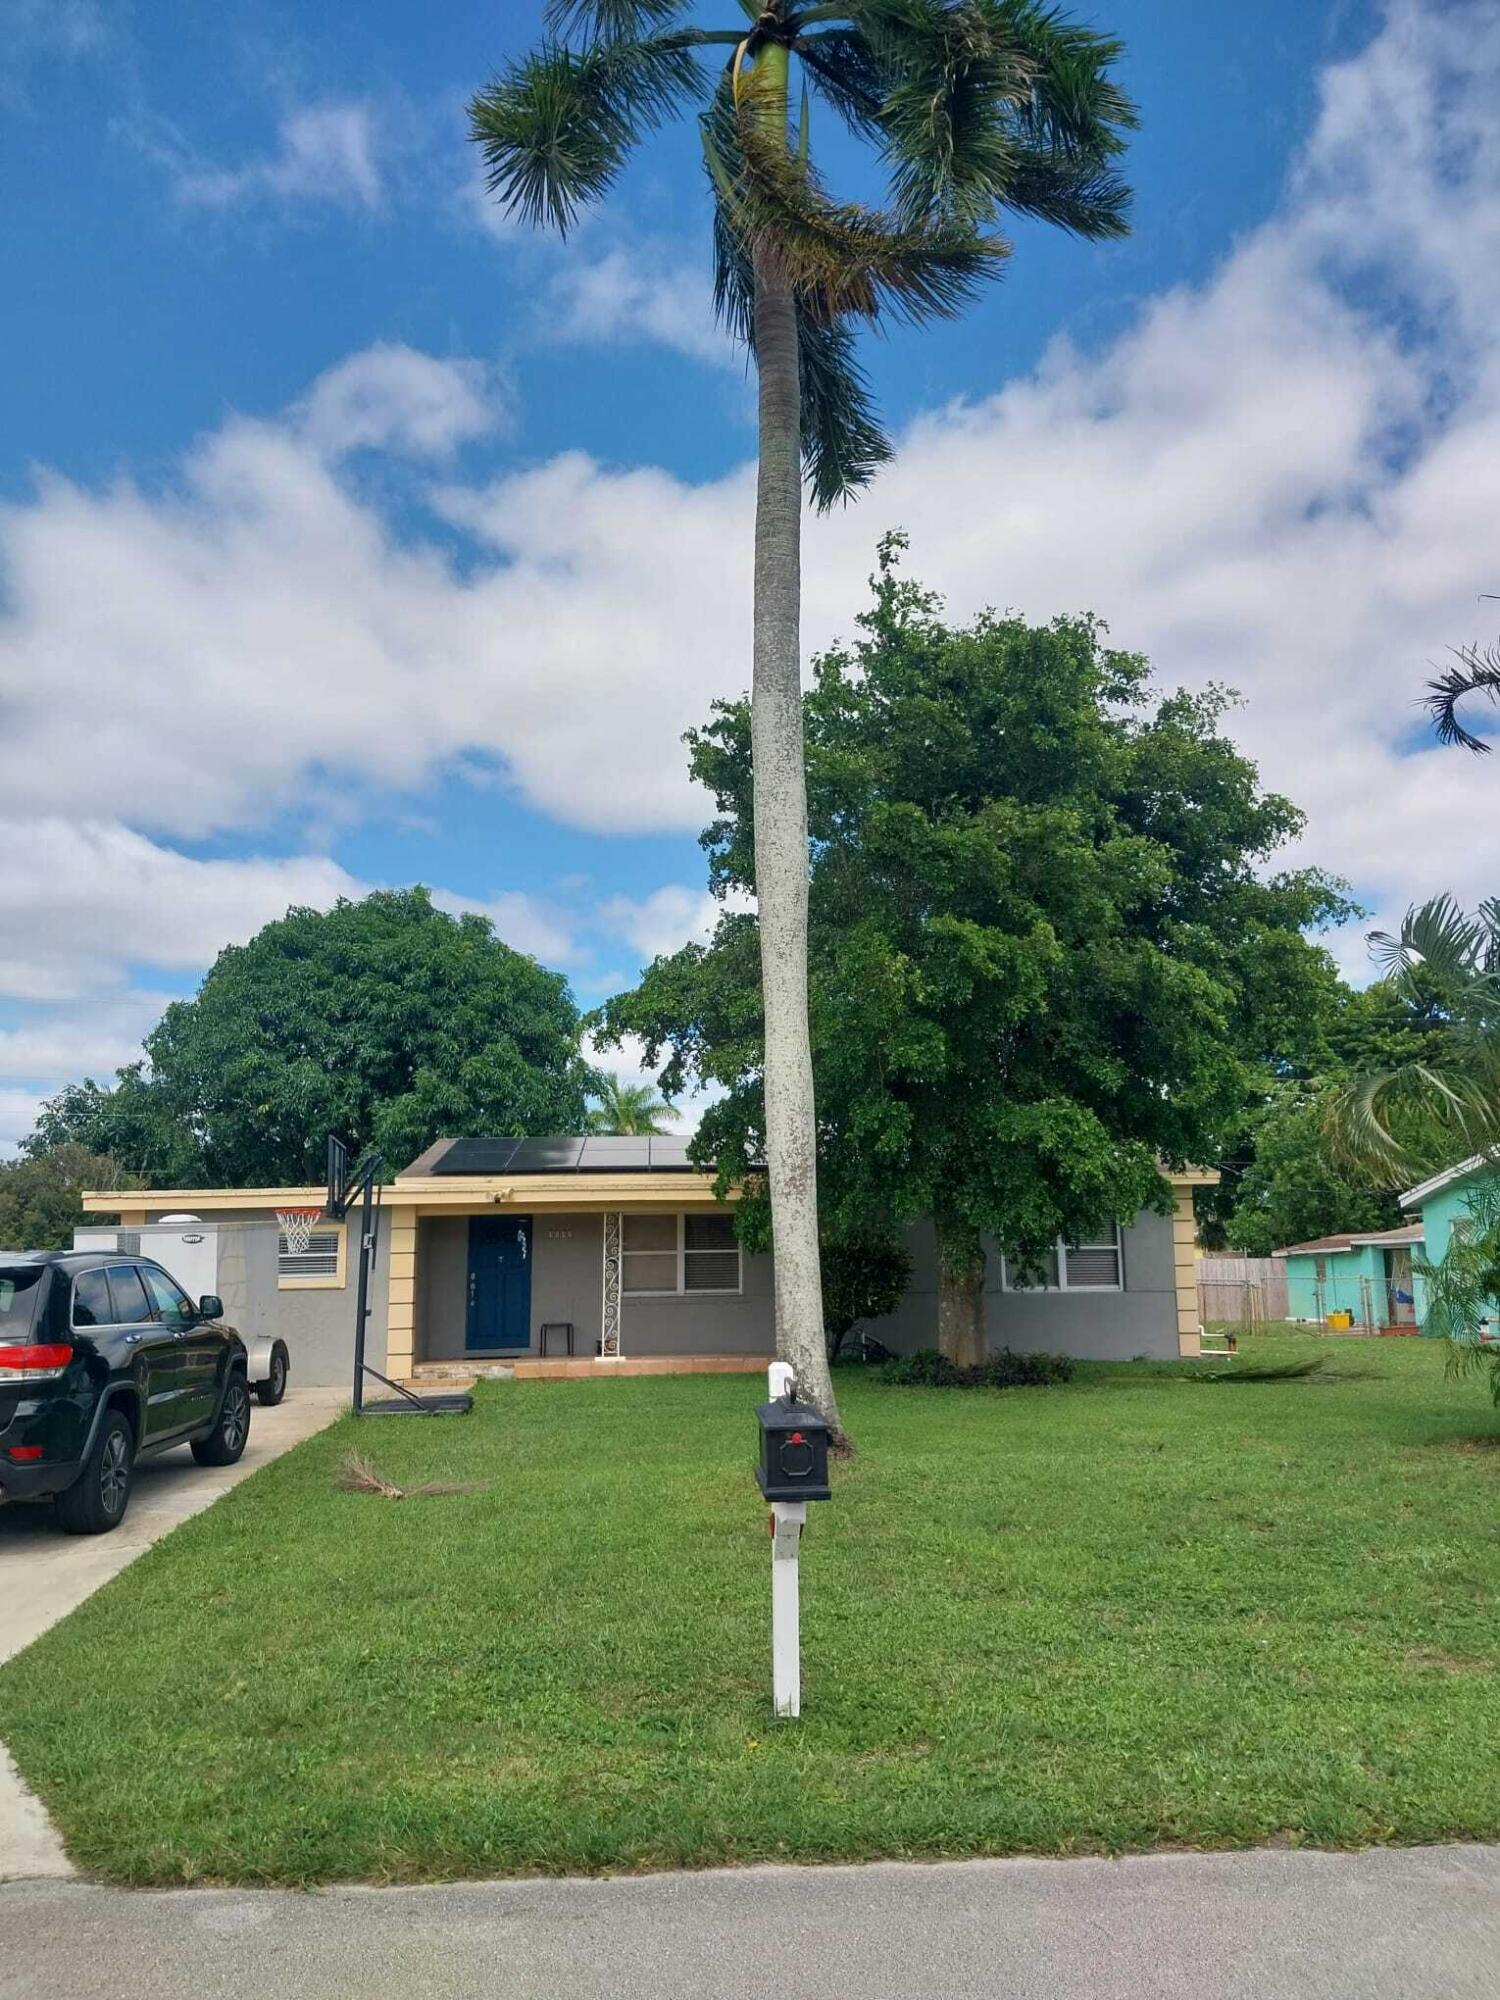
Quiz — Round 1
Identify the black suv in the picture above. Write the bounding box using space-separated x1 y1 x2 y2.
0 1250 251 1535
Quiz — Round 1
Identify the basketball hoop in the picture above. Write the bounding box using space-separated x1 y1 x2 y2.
276 1207 323 1257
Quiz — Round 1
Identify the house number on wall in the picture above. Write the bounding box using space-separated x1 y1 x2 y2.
546 1229 574 1241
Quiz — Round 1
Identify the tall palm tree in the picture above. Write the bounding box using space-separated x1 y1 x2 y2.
472 1 1135 1427
589 1074 678 1134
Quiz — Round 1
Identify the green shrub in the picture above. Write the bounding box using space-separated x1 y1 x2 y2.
879 1347 1075 1389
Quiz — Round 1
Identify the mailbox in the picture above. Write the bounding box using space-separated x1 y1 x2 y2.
756 1393 832 1502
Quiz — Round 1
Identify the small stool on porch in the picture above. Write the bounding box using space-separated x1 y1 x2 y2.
539 1321 575 1357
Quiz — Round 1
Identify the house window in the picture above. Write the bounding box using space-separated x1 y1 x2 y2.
1001 1227 1123 1292
278 1225 345 1289
622 1212 742 1296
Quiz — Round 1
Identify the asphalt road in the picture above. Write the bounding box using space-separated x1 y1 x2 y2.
2 1844 1497 2000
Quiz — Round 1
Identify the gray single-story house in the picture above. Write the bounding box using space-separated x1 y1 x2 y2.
83 1137 1213 1385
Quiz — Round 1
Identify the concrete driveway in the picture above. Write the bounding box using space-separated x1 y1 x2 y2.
0 1388 344 1879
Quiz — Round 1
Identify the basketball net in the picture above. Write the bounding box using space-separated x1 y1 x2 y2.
276 1208 323 1256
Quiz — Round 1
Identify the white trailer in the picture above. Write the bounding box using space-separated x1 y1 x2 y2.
72 1217 291 1405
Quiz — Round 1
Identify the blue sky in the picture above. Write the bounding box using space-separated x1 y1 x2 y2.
1 0 1497 1145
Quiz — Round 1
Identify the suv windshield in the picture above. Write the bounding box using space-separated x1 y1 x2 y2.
0 1267 45 1338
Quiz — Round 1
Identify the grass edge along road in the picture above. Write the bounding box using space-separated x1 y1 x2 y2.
1 1332 1497 1886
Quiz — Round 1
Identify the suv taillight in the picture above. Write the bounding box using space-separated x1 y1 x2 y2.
0 1344 73 1381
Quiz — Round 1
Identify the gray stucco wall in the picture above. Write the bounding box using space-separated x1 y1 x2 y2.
137 1205 387 1387
867 1213 1180 1361
415 1212 776 1361
418 1213 605 1361
410 1203 1177 1363
623 1243 775 1357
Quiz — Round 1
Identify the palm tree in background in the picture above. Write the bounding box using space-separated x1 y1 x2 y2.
1427 613 1500 753
589 1074 678 1134
472 1 1135 1429
1329 896 1500 1178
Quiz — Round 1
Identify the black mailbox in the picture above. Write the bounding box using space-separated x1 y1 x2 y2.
756 1394 832 1502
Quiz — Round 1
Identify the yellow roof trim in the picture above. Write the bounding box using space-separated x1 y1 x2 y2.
81 1172 734 1214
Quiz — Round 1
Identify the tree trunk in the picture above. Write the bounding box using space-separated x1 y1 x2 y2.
749 39 841 1436
936 1221 987 1368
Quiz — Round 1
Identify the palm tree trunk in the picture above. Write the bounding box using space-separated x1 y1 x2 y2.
936 1220 987 1367
749 41 841 1436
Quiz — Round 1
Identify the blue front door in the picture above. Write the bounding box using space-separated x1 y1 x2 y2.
466 1216 533 1352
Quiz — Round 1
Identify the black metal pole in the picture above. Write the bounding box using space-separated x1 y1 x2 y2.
352 1171 374 1416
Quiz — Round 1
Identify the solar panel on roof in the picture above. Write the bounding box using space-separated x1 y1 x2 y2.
402 1134 707 1176
578 1138 651 1170
505 1137 586 1173
429 1138 521 1176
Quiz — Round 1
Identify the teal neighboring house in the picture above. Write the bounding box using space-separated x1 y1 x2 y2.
1275 1225 1423 1330
1398 1155 1500 1334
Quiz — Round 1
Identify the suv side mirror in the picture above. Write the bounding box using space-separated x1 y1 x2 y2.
199 1294 224 1321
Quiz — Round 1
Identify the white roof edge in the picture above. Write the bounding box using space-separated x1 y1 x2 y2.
1398 1154 1490 1209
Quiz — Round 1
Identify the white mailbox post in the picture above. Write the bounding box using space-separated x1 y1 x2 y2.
755 1361 832 1720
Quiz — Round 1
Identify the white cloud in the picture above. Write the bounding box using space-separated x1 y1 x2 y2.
430 889 579 967
295 345 501 461
172 102 383 212
541 244 733 370
1 0 1497 1014
0 820 364 1003
0 994 171 1086
0 1090 46 1154
600 884 748 961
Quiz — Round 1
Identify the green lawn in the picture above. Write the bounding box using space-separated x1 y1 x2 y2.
3 1331 1499 1886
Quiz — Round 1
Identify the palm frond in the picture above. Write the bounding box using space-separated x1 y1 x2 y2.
807 2 1134 233
1370 895 1484 988
1426 637 1500 754
795 28 887 141
545 0 690 38
979 0 1138 157
1326 1060 1500 1180
997 146 1131 236
470 32 704 234
712 167 893 508
854 1 1033 226
797 312 894 508
724 81 1009 326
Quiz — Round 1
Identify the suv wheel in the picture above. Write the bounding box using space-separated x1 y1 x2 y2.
191 1373 251 1467
56 1409 134 1535
255 1344 288 1407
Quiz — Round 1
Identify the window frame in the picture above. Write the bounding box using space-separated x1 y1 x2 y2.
277 1222 347 1291
1000 1225 1124 1294
621 1211 743 1300
71 1266 115 1330
139 1260 198 1329
105 1263 156 1325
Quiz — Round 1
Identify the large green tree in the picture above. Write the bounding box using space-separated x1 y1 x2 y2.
473 0 1134 1423
1224 1085 1405 1258
597 541 1347 1358
30 890 596 1186
0 1145 133 1253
